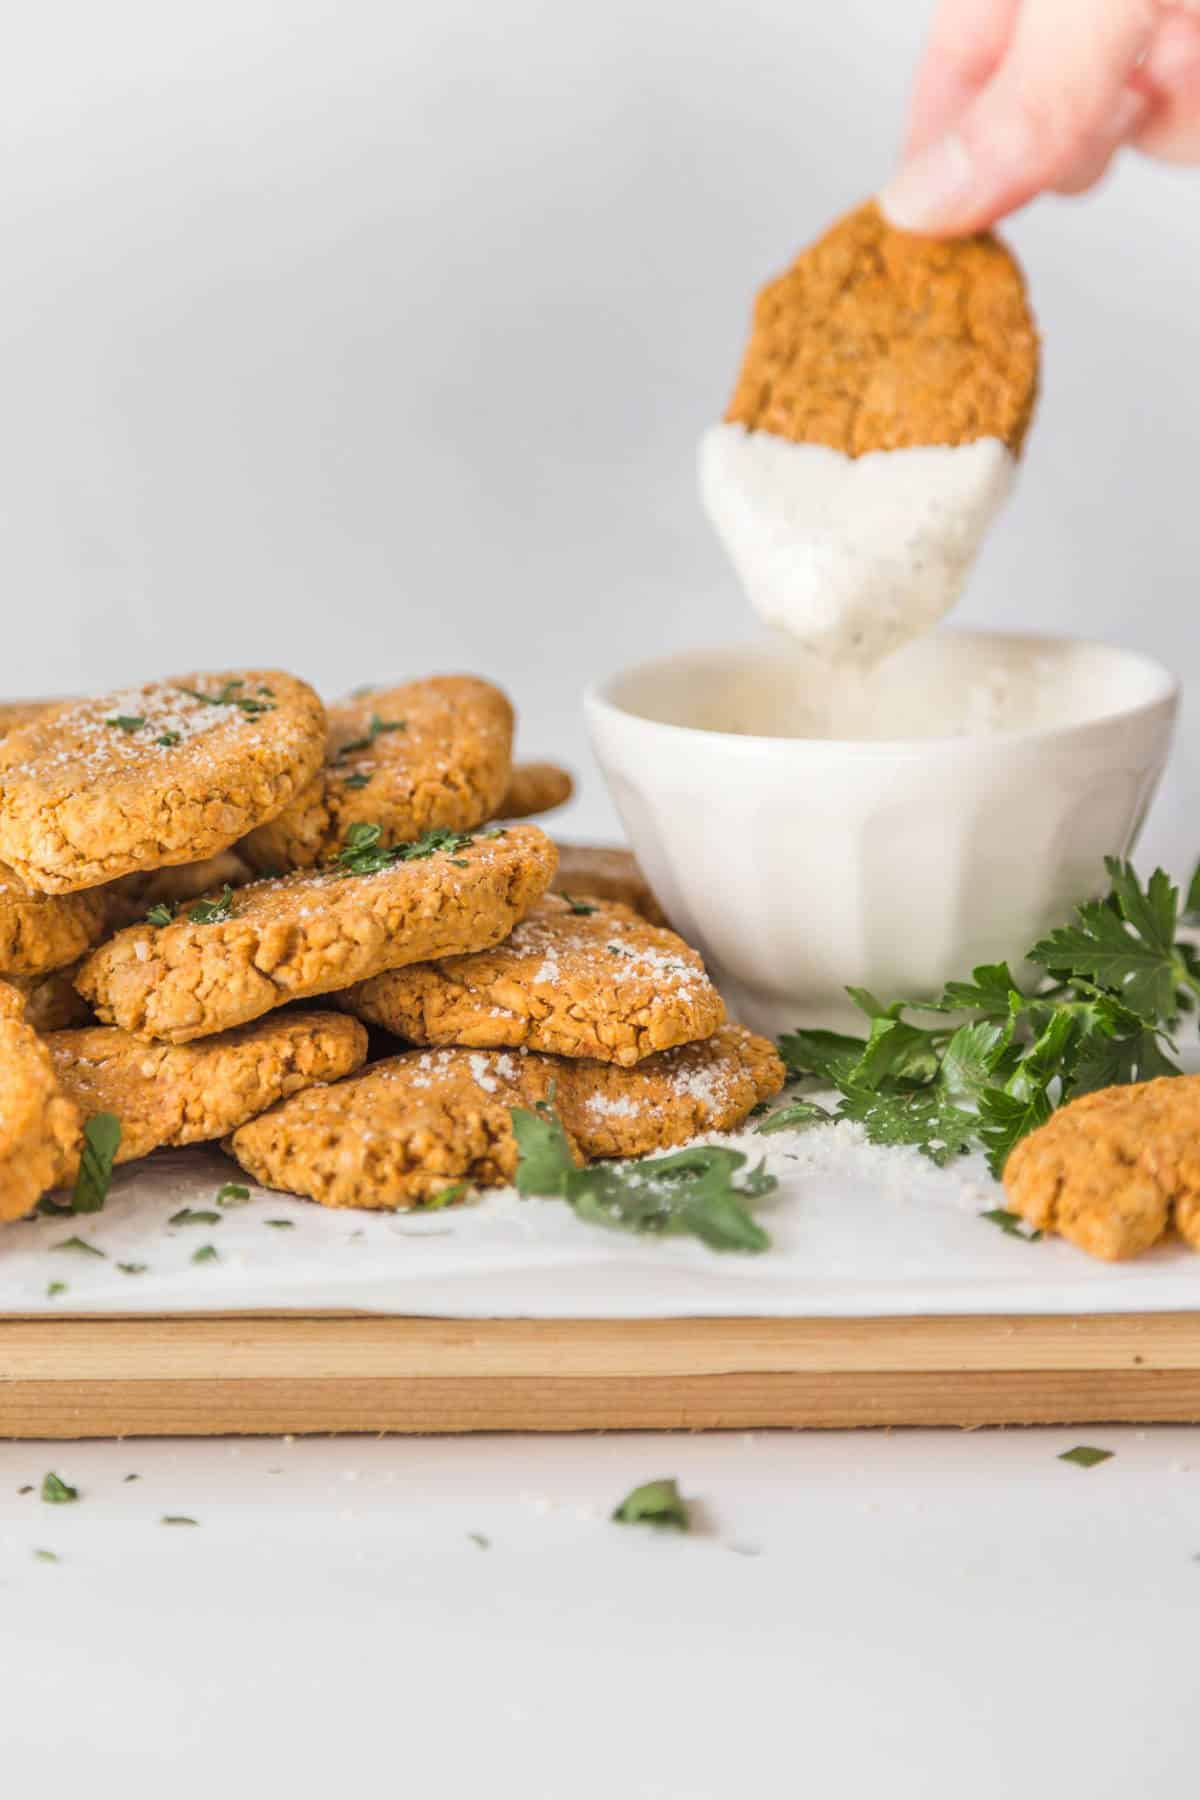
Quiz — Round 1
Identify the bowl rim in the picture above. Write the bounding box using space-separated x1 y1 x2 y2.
584 628 1180 758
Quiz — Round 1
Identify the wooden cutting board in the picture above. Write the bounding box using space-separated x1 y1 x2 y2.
4 1310 1200 1437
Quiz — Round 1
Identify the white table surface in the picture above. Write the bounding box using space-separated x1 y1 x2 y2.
2 1423 1197 1795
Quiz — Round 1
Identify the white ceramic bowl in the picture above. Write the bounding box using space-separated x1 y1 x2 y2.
585 630 1179 1034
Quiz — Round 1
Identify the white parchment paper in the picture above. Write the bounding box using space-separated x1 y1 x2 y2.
2 1112 1198 1319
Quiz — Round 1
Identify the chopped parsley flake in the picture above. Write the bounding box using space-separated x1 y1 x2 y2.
559 893 596 916
52 1236 105 1257
169 1207 221 1227
145 902 177 926
41 1471 79 1505
191 1244 219 1264
341 773 372 790
72 1113 121 1214
156 730 181 747
106 714 145 733
264 1218 294 1229
179 679 275 716
46 1281 67 1299
187 886 235 924
467 1532 490 1550
333 822 477 877
216 1182 250 1207
33 1548 59 1563
612 1478 690 1531
981 1208 1043 1242
117 1262 148 1276
1058 1445 1113 1469
161 1515 199 1526
335 714 407 759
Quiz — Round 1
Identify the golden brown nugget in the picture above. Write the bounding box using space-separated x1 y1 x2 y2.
0 670 327 893
340 892 725 1067
241 676 514 873
227 1049 577 1210
0 983 81 1222
557 1025 785 1159
495 762 574 821
551 843 668 926
48 1011 367 1167
76 823 557 1044
0 864 111 977
0 701 54 741
11 965 94 1032
1004 1077 1200 1261
725 200 1038 456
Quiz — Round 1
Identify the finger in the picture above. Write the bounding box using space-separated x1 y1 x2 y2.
903 0 1021 156
881 0 1159 234
1051 85 1151 192
1132 8 1200 159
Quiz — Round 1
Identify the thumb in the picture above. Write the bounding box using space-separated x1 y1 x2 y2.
880 0 1158 233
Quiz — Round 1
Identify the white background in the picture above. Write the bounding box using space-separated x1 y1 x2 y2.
1 3 1198 1791
2 0 1197 863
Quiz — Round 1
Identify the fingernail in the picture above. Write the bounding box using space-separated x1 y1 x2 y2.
878 131 974 232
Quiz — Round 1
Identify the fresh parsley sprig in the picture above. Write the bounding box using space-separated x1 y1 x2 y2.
510 1099 774 1252
777 858 1199 1178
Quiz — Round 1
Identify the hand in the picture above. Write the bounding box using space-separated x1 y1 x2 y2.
880 0 1200 234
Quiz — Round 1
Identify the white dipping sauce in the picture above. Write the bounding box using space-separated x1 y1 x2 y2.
698 423 1015 673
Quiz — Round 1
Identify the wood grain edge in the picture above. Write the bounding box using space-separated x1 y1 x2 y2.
5 1313 1200 1436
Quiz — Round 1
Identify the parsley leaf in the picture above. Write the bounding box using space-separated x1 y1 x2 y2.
53 1236 105 1257
838 1085 977 1167
1058 1445 1113 1469
980 1208 1042 1242
41 1471 79 1504
777 1029 867 1087
755 1099 834 1136
72 1112 121 1214
510 1098 576 1196
612 1478 690 1531
187 886 234 924
179 679 275 716
511 1102 773 1252
331 822 476 876
1029 859 1198 1025
335 714 407 759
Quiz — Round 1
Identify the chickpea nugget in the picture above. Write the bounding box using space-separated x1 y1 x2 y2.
76 823 557 1043
0 982 81 1222
495 762 573 821
0 671 327 893
242 675 514 873
0 863 111 977
557 1025 785 1158
1005 1077 1200 1261
48 1012 367 1167
340 892 725 1067
228 1048 578 1210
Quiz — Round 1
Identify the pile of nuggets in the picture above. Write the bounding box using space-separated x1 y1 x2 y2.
0 670 784 1225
